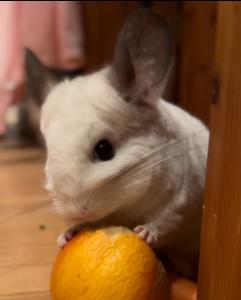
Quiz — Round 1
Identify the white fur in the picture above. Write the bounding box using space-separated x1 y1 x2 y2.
41 68 209 275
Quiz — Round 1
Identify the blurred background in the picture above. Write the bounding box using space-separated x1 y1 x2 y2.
0 2 216 299
0 1 215 149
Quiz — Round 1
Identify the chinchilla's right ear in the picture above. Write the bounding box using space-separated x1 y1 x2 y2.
110 8 174 106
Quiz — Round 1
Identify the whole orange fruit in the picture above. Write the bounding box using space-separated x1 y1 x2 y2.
50 226 168 300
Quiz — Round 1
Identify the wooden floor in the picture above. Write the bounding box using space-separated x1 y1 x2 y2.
0 144 67 300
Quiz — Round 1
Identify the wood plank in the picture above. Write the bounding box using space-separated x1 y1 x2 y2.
0 148 67 300
82 1 138 72
0 291 49 300
178 1 217 124
198 2 241 299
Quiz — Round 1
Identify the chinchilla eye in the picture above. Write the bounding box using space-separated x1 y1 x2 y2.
94 139 115 161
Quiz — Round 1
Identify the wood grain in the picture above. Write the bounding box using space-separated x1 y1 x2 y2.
178 1 217 125
82 1 138 72
0 148 67 300
198 2 241 299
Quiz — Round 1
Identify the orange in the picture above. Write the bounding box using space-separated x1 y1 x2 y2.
50 226 168 300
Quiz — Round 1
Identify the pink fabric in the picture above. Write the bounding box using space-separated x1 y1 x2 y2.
0 1 86 134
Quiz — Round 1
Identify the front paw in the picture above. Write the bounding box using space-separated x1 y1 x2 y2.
57 226 81 248
133 224 159 246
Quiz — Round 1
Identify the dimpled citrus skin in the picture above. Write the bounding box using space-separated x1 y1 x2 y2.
50 227 167 300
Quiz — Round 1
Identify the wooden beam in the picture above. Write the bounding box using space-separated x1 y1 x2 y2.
82 1 138 72
178 1 216 125
198 2 241 299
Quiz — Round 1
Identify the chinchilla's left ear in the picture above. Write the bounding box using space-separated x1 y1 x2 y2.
25 49 59 105
110 8 174 106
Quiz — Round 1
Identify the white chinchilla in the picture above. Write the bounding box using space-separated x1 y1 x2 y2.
39 9 209 278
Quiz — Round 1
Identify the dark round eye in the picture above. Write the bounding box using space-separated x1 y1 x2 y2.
94 139 115 161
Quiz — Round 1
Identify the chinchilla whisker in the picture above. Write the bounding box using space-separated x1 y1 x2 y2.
123 143 205 180
91 130 206 195
123 133 203 180
89 137 206 198
125 146 206 190
97 145 203 200
113 144 204 190
118 129 205 176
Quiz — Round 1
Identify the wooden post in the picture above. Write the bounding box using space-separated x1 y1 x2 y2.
178 1 217 125
198 2 241 299
82 1 139 72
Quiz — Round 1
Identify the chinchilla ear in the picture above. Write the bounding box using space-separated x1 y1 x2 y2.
25 49 60 105
25 49 84 107
110 8 174 106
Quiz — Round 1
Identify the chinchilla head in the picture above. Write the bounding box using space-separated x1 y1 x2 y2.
40 9 174 221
